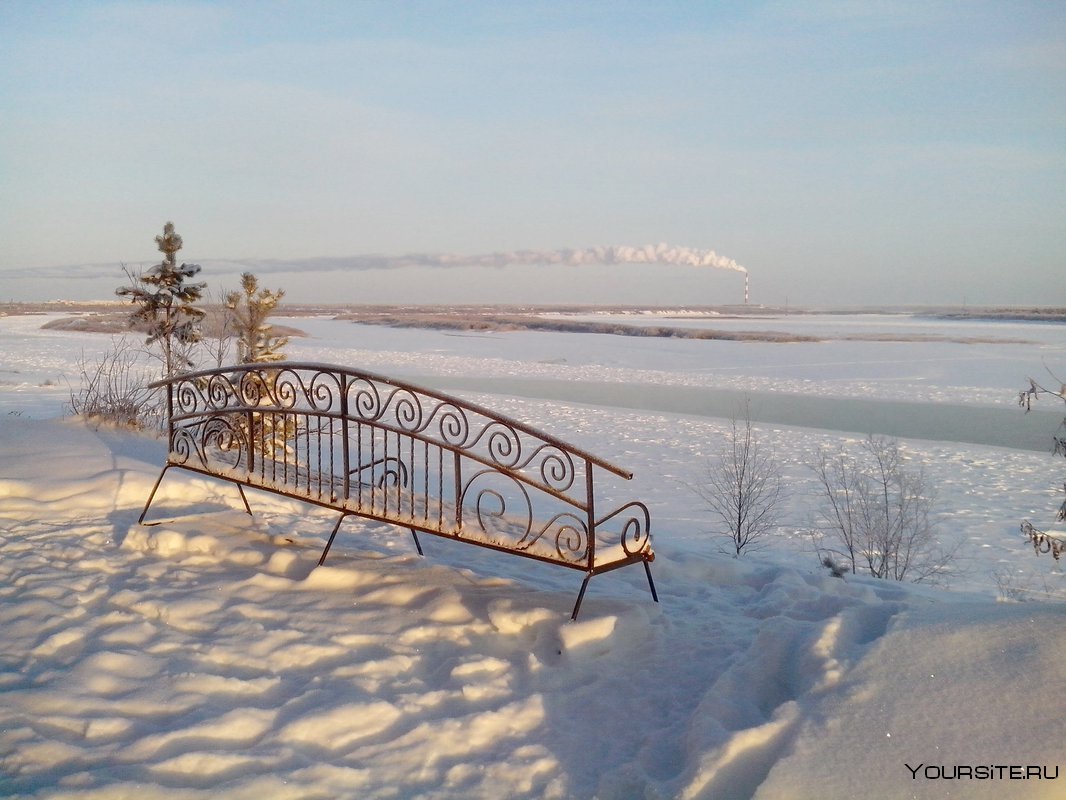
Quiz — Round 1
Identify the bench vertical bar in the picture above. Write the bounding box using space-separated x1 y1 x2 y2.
243 381 257 514
246 408 255 481
318 372 352 566
585 458 596 569
454 451 463 530
165 378 174 452
340 374 350 502
571 458 597 621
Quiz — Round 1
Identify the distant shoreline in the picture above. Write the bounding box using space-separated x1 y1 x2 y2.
3 302 1061 346
2 300 1064 321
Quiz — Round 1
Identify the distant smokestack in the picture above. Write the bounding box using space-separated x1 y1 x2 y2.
744 273 749 304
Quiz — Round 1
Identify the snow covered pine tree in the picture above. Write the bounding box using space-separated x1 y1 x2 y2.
223 272 293 459
224 272 289 365
116 221 205 380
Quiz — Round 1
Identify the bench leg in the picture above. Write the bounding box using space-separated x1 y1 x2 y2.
140 466 254 527
571 574 593 621
571 562 658 621
138 465 173 526
236 484 253 517
409 528 424 556
644 559 660 603
319 512 350 566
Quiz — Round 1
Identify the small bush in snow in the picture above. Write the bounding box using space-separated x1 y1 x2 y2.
693 401 786 556
68 339 161 429
810 436 958 584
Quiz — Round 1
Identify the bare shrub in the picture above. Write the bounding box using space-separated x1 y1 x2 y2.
1019 371 1066 559
990 566 1065 603
810 436 958 584
693 402 786 556
68 339 161 429
1021 521 1064 561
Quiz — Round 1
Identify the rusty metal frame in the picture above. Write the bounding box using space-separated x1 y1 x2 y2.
139 362 656 619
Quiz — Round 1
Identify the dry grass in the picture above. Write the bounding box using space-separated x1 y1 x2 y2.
5 301 1062 345
331 309 823 342
34 306 305 340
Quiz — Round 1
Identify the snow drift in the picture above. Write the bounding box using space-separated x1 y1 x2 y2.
1 415 1063 799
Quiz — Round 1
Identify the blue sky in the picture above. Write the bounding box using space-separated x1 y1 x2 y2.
1 1 1063 305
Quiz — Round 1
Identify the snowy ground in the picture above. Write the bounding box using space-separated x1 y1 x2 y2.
1 310 1064 799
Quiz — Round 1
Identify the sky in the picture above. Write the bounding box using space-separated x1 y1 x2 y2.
1 0 1064 306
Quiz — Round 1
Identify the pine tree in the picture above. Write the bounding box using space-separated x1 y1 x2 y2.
225 272 288 365
223 272 292 460
116 222 205 378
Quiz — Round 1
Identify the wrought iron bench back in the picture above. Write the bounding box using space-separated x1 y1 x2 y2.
144 363 655 617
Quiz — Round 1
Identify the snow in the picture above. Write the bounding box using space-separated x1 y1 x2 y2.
1 310 1065 799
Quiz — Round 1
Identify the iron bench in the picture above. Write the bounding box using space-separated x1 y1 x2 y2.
139 363 657 619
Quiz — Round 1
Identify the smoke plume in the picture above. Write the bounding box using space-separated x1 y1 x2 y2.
244 243 747 275
464 244 747 273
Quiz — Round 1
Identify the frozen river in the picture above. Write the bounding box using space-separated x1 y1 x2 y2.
2 310 1063 452
277 313 1066 452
